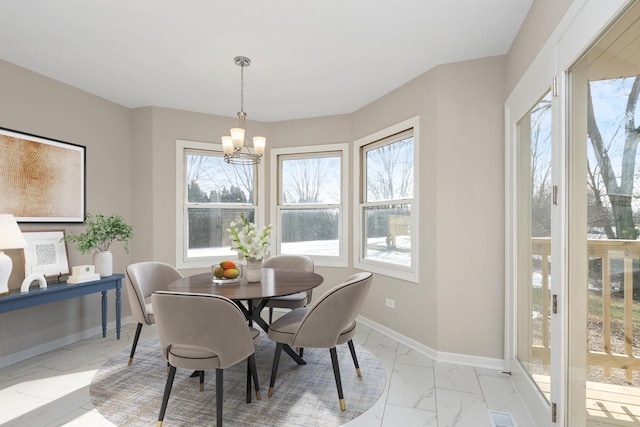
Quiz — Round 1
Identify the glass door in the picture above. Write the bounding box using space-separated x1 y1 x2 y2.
568 1 640 424
515 91 555 416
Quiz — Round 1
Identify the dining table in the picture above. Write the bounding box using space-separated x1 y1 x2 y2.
167 267 324 365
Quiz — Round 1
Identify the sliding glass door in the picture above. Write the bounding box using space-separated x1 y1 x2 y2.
568 2 640 424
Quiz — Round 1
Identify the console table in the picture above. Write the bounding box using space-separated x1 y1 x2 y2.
0 274 123 339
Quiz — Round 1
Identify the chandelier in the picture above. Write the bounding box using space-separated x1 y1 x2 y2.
221 56 266 165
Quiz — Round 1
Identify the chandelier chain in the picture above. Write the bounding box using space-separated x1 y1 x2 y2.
240 62 244 113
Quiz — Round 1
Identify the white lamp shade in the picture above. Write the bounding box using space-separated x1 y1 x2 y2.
0 214 27 249
221 136 234 154
253 136 266 155
230 127 245 149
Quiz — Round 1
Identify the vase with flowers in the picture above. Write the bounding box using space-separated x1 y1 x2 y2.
228 213 272 282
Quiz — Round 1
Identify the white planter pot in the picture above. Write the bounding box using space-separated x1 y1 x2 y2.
94 251 113 277
245 257 262 282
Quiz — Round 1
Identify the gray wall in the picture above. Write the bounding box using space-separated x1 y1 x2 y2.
0 59 133 358
0 0 579 364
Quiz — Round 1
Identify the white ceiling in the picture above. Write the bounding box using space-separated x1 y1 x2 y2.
0 0 532 122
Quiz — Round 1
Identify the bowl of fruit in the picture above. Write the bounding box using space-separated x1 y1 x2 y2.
211 260 242 283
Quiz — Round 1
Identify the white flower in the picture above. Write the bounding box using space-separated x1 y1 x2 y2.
228 213 272 260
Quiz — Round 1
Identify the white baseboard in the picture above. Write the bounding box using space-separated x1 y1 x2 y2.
0 316 134 368
356 315 505 371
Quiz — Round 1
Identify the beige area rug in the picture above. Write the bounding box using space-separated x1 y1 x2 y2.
90 335 386 426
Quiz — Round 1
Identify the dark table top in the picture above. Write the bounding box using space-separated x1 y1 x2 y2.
167 268 324 300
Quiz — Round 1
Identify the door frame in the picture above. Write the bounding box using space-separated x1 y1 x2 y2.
505 0 631 425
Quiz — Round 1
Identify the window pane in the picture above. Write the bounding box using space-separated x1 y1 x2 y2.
280 208 340 256
363 204 411 266
366 136 414 202
186 152 254 203
187 207 255 258
281 156 341 204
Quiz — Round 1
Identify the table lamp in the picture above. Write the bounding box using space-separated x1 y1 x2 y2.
0 214 27 296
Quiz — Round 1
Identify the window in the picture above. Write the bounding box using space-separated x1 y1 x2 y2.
354 117 418 281
176 140 264 268
270 143 348 267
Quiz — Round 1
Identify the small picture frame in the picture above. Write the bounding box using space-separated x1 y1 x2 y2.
22 230 71 278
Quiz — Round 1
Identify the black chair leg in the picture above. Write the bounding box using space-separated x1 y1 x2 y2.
269 307 273 324
128 323 143 366
268 343 284 397
299 347 304 357
216 368 223 427
246 359 251 403
199 370 205 392
158 365 177 426
249 353 261 400
347 339 361 377
329 347 346 411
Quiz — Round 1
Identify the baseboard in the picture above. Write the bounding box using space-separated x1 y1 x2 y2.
356 315 505 371
0 316 134 368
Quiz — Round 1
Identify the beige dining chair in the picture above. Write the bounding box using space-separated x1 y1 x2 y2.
125 261 183 366
267 271 373 411
151 291 261 427
263 255 314 323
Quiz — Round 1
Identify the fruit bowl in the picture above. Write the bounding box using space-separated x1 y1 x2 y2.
211 260 242 284
212 277 240 284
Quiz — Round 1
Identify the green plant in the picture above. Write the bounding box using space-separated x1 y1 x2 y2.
63 213 134 254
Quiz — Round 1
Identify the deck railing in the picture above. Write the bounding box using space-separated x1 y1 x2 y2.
531 237 640 380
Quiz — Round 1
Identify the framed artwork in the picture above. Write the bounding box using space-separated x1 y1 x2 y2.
0 127 86 222
22 230 71 278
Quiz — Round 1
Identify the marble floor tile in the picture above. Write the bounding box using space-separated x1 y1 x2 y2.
387 363 436 411
395 343 434 368
343 383 388 427
436 388 491 427
0 321 538 427
477 372 536 427
381 403 438 426
434 361 482 394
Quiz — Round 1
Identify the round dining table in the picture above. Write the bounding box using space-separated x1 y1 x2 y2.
168 267 324 365
168 268 323 301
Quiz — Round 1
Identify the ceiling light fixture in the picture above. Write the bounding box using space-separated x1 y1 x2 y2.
221 56 265 165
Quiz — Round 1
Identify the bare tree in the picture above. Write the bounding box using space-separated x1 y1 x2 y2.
186 153 254 203
587 77 640 239
282 157 339 204
367 138 413 201
530 98 552 237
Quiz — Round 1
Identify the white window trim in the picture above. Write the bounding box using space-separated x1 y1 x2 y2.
353 116 419 282
175 139 266 269
269 143 349 267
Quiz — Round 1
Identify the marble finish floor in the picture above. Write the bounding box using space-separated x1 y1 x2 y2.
0 321 537 426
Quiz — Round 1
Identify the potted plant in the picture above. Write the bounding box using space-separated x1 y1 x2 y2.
63 212 134 277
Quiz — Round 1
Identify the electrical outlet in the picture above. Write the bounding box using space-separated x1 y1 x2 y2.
385 298 395 309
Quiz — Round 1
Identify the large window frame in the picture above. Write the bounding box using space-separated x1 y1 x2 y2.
175 139 266 269
269 143 349 267
353 116 419 282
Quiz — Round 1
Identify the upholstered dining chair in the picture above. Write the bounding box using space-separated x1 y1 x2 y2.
263 255 314 323
151 291 261 427
125 261 183 366
267 271 373 411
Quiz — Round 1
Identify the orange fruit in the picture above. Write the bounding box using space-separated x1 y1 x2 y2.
220 260 236 269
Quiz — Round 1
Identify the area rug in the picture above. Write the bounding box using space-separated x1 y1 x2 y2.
90 335 386 426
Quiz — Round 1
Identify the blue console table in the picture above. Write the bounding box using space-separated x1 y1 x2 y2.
0 274 123 339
